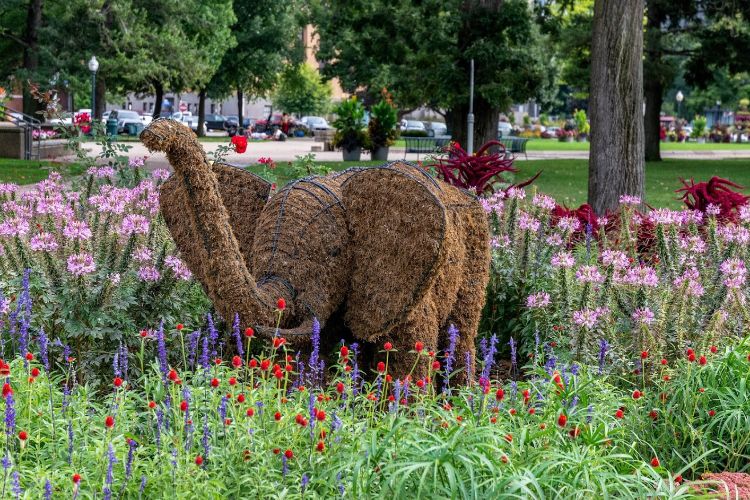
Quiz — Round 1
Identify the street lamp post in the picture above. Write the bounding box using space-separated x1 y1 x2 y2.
88 56 99 119
467 59 475 155
675 90 684 119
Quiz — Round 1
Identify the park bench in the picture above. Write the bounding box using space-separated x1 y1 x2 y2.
403 136 452 159
496 136 529 159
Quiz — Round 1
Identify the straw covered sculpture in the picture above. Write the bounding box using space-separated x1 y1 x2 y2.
141 119 491 378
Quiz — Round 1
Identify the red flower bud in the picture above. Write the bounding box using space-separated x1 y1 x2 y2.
641 351 648 359
176 324 184 331
232 356 242 368
180 400 188 412
699 355 707 366
246 408 254 417
245 327 254 338
340 346 349 358
148 401 156 409
650 457 660 468
710 345 718 354
2 383 12 398
495 388 505 401
30 367 40 378
384 342 393 351
105 416 114 428
557 414 568 427
274 411 282 421
414 341 424 353
316 410 326 421
276 298 286 310
284 449 293 459
18 431 27 441
708 410 716 417
660 358 667 366
210 378 219 388
229 377 237 386
377 361 385 373
316 441 325 452
72 474 81 484
113 377 123 388
615 409 624 419
432 361 441 371
195 455 203 466
336 382 345 394
25 352 33 361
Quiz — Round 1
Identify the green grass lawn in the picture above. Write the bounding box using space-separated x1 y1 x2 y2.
0 158 84 185
248 158 750 209
393 138 750 151
515 158 750 208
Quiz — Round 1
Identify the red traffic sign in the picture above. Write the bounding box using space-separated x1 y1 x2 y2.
179 101 188 112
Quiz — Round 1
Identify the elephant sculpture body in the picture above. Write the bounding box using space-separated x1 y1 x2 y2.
141 119 491 379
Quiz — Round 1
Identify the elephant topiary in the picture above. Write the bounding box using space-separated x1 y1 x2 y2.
141 119 490 379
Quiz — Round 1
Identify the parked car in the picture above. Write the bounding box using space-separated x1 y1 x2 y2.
170 111 199 132
299 116 332 131
48 113 73 126
498 121 513 137
545 126 562 138
141 115 153 126
109 110 143 134
424 121 448 137
400 119 426 133
223 115 253 130
203 113 226 131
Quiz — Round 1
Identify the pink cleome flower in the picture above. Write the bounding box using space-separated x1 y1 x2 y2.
29 232 58 252
575 265 604 284
138 266 160 282
67 253 96 276
526 292 551 309
63 220 92 241
120 214 150 236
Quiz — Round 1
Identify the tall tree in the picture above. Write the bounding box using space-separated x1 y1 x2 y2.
273 63 331 117
588 0 644 214
208 0 301 126
314 0 549 150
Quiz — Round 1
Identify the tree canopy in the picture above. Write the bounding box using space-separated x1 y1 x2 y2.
273 64 331 117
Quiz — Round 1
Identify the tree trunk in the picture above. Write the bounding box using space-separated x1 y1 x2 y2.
644 78 663 162
197 88 206 137
152 81 163 119
446 95 498 152
237 88 244 129
94 76 106 120
22 0 43 118
588 0 645 215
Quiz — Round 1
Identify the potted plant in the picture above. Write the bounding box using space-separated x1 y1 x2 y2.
573 109 589 141
332 97 366 161
556 128 575 142
367 99 399 161
691 115 707 143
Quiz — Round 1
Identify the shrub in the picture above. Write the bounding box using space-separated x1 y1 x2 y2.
366 99 399 151
331 97 366 151
573 109 589 136
692 116 707 139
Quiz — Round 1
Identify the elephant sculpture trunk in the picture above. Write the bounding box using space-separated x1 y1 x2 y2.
141 118 491 380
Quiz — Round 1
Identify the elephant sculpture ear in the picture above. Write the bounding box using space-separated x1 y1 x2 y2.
160 163 270 282
342 162 447 342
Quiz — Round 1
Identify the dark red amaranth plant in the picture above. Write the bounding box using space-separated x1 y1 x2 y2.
677 176 749 221
552 203 599 233
433 141 517 194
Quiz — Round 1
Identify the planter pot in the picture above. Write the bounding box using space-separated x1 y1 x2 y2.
559 136 574 143
371 146 389 161
576 136 587 142
342 147 361 161
697 137 706 144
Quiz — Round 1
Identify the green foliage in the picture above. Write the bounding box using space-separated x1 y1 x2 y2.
573 109 589 135
331 97 366 151
692 115 708 138
288 153 332 178
366 99 399 150
273 64 332 117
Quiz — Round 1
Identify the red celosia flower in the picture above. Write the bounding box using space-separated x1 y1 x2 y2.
509 408 517 416
649 410 658 420
245 327 254 338
30 367 40 378
501 455 508 463
708 410 716 417
232 356 242 368
25 352 33 361
148 401 156 409
699 355 707 366
557 414 568 427
336 382 345 394
272 338 285 349
384 342 393 351
180 400 188 412
140 330 148 338
0 360 10 376
523 389 530 404
504 434 513 442
677 176 749 222
168 369 178 381
632 390 642 400
246 408 254 417
528 408 536 415
416 379 425 389
272 448 280 455
224 418 232 426
72 474 81 484
650 457 660 468
641 351 648 359
699 387 705 393
316 409 326 421
569 427 581 438
260 359 271 371
276 297 286 310
377 362 385 373
105 416 114 428
675 474 683 484
229 377 237 386
284 449 293 459
176 323 184 331
249 359 258 369
660 358 668 366
710 345 718 354
432 361 441 371
195 455 204 466
113 377 123 388
340 346 349 359
237 394 245 403
688 353 696 362
496 388 505 401
414 342 424 353
18 431 27 441
274 411 282 421
210 378 219 388
231 135 248 154
2 383 12 398
615 409 624 419
215 358 222 366
316 441 325 452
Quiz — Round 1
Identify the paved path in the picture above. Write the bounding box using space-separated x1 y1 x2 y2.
54 138 750 172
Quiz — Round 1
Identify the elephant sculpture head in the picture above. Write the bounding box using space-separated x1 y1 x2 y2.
142 119 490 377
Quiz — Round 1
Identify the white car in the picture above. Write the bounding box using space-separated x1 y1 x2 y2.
400 119 426 133
498 121 513 137
300 116 331 130
109 110 143 134
170 111 199 132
